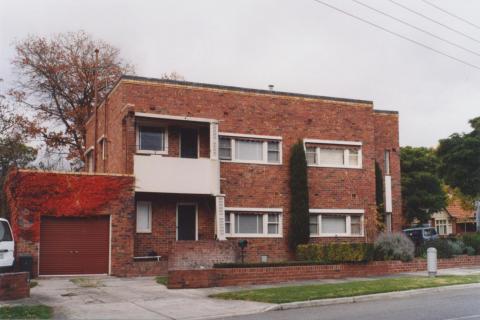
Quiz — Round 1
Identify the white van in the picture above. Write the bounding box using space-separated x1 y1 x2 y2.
0 218 14 271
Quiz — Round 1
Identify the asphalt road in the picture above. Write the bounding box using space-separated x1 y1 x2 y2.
217 286 480 320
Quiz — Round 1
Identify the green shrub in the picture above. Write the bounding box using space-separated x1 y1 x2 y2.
296 243 374 263
420 239 454 259
465 246 476 256
462 233 480 254
448 240 465 256
374 232 415 262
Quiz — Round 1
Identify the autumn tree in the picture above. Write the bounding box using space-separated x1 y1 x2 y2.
10 31 133 168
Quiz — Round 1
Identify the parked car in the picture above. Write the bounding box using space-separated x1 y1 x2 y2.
403 227 439 246
0 218 14 272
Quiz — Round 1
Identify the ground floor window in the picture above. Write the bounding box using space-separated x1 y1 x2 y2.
136 201 152 233
225 209 282 237
309 210 364 237
435 219 448 235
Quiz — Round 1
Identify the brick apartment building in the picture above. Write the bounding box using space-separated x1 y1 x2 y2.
6 75 401 276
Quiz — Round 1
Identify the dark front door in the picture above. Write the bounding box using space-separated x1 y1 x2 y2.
180 128 198 158
177 204 197 240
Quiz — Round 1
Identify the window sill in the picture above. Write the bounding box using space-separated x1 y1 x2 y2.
136 230 152 234
310 234 365 238
136 150 168 155
220 160 282 166
307 164 362 169
226 234 283 238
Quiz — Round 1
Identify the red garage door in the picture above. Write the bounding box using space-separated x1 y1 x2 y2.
40 216 109 275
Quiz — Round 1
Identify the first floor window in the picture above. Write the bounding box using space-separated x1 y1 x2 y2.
138 125 166 152
305 143 362 168
319 148 345 166
235 139 263 161
219 137 232 160
310 211 364 236
225 211 282 236
136 201 152 233
436 219 448 235
219 135 282 164
306 147 317 165
267 141 280 163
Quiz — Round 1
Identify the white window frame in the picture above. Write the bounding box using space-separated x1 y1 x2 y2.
97 136 107 161
136 122 169 155
303 139 362 169
224 207 283 238
219 133 282 165
435 219 448 236
384 150 391 175
309 209 365 237
136 201 152 233
85 147 94 173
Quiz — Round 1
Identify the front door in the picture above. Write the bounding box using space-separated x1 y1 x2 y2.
180 128 198 158
177 204 197 241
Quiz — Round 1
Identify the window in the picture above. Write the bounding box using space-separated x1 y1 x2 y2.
225 210 282 237
138 125 167 152
267 141 280 163
435 219 447 235
86 150 94 173
384 150 391 175
136 201 152 233
306 147 317 165
305 143 362 168
309 210 364 236
219 135 282 164
236 140 263 161
99 138 107 161
219 137 232 160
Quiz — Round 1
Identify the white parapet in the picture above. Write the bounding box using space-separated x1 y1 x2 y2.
134 155 220 195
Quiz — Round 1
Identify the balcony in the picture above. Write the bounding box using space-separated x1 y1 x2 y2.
134 155 220 195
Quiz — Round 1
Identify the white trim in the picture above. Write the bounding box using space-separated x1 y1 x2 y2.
136 122 169 155
176 203 198 241
135 112 218 124
224 209 283 238
136 201 152 233
108 215 112 275
303 138 362 146
219 136 283 165
97 135 106 144
219 132 282 140
225 207 283 212
84 146 94 156
309 208 365 214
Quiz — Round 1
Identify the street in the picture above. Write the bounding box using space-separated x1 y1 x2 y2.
218 286 480 320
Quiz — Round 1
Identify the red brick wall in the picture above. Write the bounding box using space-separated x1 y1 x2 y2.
168 255 480 289
169 240 238 270
374 111 403 231
0 272 30 300
85 78 402 262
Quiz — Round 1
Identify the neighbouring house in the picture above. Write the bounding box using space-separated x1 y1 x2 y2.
432 199 476 236
5 75 402 277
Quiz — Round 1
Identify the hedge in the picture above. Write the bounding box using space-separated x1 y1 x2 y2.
296 243 374 263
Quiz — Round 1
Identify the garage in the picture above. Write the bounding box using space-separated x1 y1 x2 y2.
40 216 110 275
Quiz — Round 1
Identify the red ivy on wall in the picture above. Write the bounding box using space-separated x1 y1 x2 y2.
5 170 134 242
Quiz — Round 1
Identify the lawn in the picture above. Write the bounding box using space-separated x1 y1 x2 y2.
0 305 52 319
156 276 168 286
211 275 480 304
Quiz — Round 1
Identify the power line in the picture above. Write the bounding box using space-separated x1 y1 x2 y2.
387 0 480 45
421 0 480 31
352 0 480 58
310 0 480 71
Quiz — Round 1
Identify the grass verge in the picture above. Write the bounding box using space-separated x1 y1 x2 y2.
0 305 53 319
210 275 480 304
156 276 168 286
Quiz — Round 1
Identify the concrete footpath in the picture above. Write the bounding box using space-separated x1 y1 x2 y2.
1 267 480 320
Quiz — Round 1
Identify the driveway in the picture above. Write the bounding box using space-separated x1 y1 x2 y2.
7 276 272 320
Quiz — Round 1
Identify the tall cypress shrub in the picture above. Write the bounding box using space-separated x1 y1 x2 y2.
288 141 310 250
375 161 384 211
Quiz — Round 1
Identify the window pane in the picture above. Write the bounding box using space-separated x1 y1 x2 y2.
219 137 232 160
348 149 359 167
236 214 262 234
351 216 362 235
235 140 264 161
319 148 344 166
321 215 346 234
268 224 278 234
268 214 279 223
225 222 231 234
136 202 151 232
306 147 317 165
268 147 280 163
139 126 165 151
309 215 318 235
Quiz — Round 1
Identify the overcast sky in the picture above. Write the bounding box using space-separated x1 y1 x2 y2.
1 0 479 147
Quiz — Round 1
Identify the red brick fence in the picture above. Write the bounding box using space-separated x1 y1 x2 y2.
168 255 480 289
0 272 30 300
